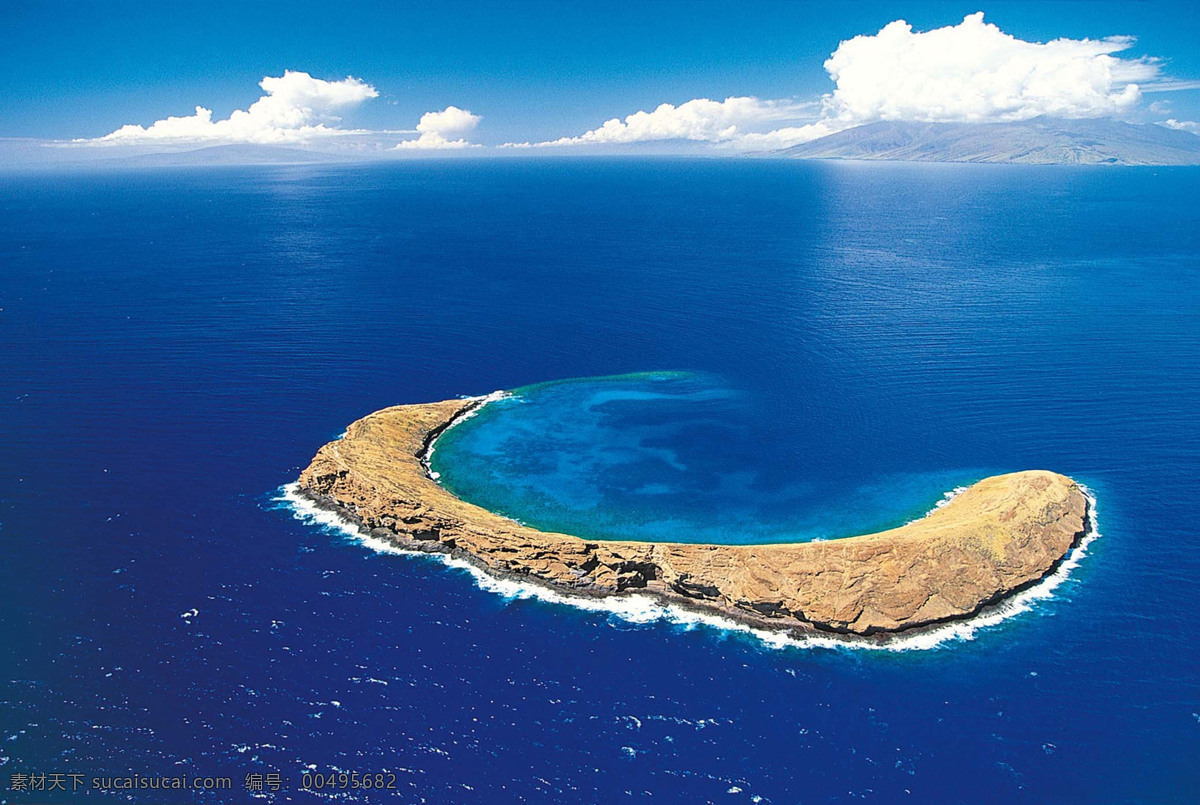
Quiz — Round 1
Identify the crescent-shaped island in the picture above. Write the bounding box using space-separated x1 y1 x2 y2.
296 395 1090 638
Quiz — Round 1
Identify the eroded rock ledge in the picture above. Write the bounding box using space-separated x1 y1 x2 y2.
297 397 1089 637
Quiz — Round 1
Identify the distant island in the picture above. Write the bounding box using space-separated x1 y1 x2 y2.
781 117 1200 165
106 143 344 167
9 117 1196 169
296 396 1090 638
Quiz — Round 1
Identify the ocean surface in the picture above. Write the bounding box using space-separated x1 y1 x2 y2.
1 159 1197 803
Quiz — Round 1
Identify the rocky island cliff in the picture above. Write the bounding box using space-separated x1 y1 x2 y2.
296 397 1089 637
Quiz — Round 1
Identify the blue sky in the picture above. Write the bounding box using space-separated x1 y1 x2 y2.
2 0 1198 152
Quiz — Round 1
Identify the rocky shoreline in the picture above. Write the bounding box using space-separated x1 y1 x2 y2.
297 396 1089 637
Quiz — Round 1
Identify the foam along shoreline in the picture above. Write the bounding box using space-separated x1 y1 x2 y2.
295 396 1092 638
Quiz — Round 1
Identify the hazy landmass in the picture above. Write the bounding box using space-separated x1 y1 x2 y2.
5 118 1200 168
100 144 351 167
781 118 1200 165
0 142 370 170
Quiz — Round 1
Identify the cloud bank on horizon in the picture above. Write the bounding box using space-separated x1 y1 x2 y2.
505 97 834 150
72 13 1194 154
87 71 380 145
514 12 1169 150
81 70 482 151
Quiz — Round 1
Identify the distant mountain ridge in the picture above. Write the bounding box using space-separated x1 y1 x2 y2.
781 118 1200 165
97 144 349 167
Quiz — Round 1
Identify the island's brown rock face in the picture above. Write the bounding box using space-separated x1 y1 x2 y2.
297 398 1089 636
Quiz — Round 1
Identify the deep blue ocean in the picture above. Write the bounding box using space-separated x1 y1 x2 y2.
1 159 1197 803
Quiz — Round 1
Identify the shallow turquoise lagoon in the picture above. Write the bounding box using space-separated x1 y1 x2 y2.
431 372 993 544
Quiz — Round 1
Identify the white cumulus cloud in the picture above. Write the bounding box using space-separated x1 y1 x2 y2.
85 70 379 145
396 105 482 150
823 12 1158 125
1161 118 1200 134
524 12 1164 151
